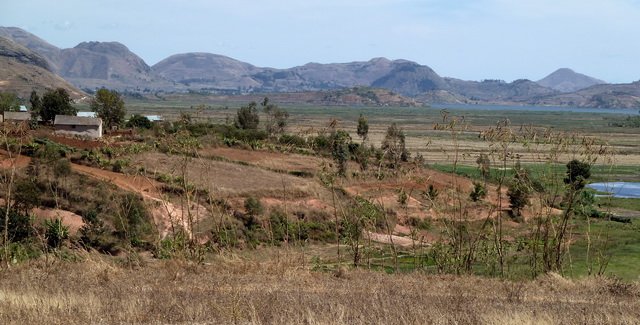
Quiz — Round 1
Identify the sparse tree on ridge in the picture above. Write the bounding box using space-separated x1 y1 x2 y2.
91 88 126 129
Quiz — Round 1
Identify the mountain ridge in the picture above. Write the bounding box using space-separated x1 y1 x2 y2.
0 36 84 99
1 26 637 108
537 68 606 93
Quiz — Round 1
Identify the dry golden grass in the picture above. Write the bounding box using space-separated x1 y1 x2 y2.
0 251 638 324
133 152 326 198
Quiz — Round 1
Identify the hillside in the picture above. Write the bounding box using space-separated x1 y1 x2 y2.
532 81 640 108
0 26 62 71
153 55 448 96
0 37 84 98
537 68 606 93
152 52 260 90
445 78 558 103
57 41 174 91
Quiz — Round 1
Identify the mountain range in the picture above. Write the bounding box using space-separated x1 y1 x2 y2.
1 26 638 108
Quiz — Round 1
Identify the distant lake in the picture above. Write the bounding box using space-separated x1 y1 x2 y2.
587 182 640 199
432 104 637 115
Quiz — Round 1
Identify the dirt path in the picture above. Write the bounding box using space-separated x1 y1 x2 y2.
365 231 419 247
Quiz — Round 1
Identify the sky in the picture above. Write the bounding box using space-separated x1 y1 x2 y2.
2 0 639 83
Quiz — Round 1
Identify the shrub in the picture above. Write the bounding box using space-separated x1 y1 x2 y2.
279 134 307 147
126 114 152 129
244 197 263 216
470 182 487 202
44 218 69 249
0 208 33 242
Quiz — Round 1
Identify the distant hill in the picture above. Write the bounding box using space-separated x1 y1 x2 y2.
0 26 62 71
444 78 558 103
315 87 421 106
2 26 637 109
0 37 83 99
537 68 606 93
152 53 260 90
153 55 448 96
531 82 640 108
57 41 174 91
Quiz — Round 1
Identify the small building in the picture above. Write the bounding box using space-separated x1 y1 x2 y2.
144 115 163 122
19 105 28 112
77 111 97 118
3 111 31 123
54 115 103 139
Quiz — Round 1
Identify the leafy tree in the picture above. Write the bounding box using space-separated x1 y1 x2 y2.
29 90 41 112
0 92 20 113
13 178 41 214
91 88 126 129
381 123 409 168
40 88 76 123
331 130 351 176
0 208 32 242
507 168 531 218
235 101 260 130
356 114 369 143
353 144 371 171
476 153 491 184
126 114 152 129
29 91 42 126
261 97 289 136
564 159 591 191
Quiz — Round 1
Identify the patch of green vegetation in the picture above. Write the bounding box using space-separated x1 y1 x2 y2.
597 197 640 212
567 218 640 280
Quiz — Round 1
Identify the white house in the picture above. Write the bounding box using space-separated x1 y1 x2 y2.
54 115 103 139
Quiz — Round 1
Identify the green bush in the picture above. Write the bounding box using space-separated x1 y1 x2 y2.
126 114 152 129
470 182 487 202
0 208 33 242
44 218 69 249
279 134 307 147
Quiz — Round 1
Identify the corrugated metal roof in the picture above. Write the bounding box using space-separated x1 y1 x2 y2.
77 111 97 118
54 115 102 126
3 111 31 120
144 115 163 121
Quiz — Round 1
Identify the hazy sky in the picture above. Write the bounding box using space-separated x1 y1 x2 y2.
2 0 639 83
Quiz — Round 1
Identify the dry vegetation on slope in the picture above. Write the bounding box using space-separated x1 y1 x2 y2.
0 252 638 324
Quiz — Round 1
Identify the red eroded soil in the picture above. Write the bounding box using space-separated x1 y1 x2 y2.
71 163 161 197
31 208 85 235
0 151 31 169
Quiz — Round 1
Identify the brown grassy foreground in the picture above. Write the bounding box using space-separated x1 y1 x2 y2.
0 251 639 324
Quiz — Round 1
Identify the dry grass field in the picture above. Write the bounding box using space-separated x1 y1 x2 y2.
0 251 638 325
